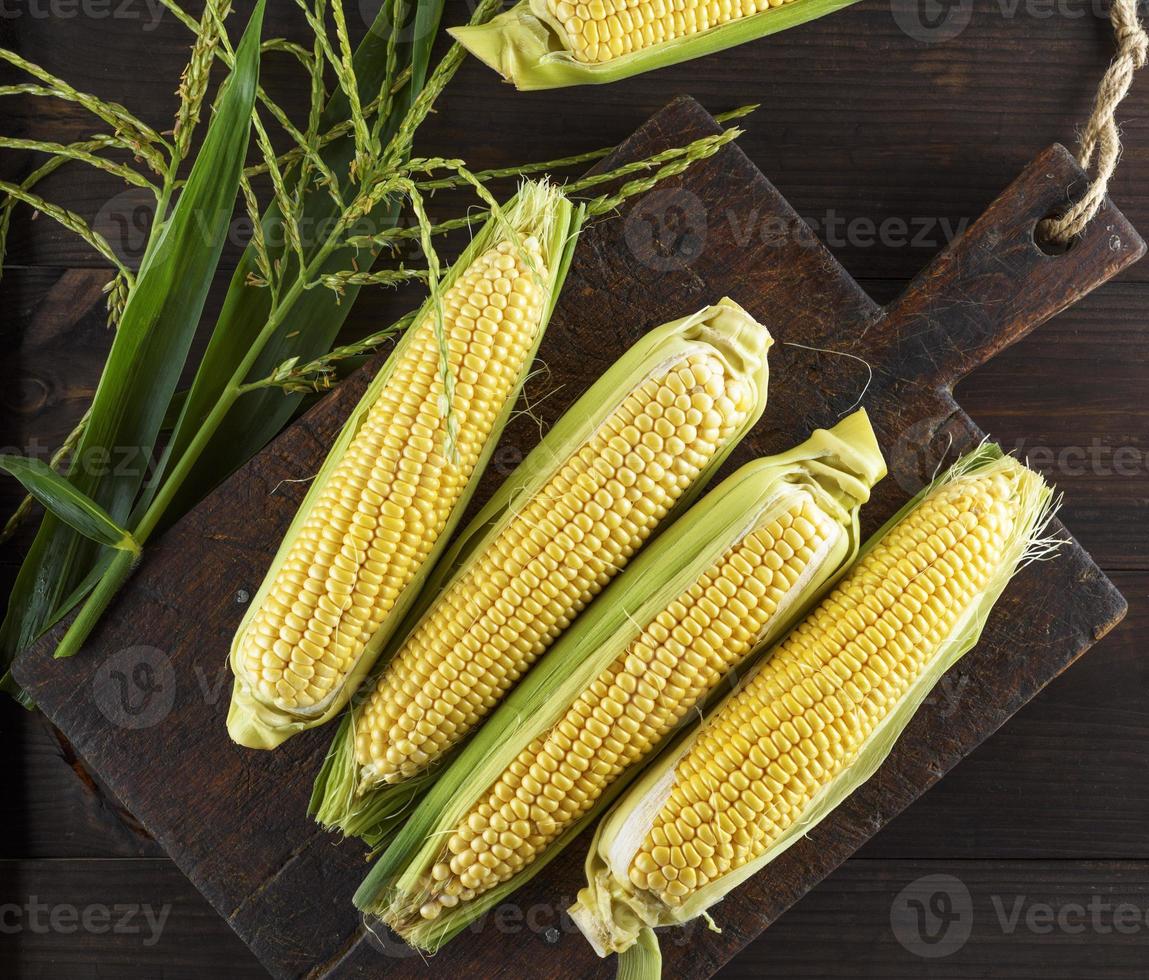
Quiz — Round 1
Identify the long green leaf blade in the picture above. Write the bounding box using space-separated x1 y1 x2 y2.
0 456 139 556
0 1 265 670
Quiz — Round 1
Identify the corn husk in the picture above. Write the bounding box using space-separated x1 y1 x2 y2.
310 297 774 840
569 447 1057 970
450 0 862 91
226 182 582 749
351 410 887 951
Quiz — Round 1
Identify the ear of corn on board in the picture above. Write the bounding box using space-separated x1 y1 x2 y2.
310 297 774 842
450 0 864 91
11 97 1141 980
227 183 583 750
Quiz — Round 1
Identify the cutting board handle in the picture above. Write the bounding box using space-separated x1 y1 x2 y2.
871 144 1144 391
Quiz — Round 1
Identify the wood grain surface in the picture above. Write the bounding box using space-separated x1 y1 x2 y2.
9 92 1143 979
4 3 1149 978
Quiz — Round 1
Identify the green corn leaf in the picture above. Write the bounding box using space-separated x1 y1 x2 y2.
0 1 265 671
0 456 139 557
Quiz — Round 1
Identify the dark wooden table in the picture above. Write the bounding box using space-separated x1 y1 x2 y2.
2 2 1147 978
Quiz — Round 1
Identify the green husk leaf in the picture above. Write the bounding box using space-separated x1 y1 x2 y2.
617 928 661 980
569 447 1058 957
0 456 140 557
0 2 264 671
451 0 862 91
229 182 583 750
351 411 886 950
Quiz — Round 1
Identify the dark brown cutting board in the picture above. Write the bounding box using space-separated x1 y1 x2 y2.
14 96 1144 980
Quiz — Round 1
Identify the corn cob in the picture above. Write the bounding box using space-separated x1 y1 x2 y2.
570 447 1057 971
450 0 861 90
351 411 886 950
311 298 773 838
226 183 582 749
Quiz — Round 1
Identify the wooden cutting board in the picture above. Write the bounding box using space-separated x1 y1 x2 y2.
14 96 1144 980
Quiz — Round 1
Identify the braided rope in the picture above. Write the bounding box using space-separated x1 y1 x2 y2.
1040 0 1147 244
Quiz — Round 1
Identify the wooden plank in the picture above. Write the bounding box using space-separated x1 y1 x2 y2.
0 699 160 859
3 858 1146 980
10 97 1143 980
720 859 1149 979
0 858 265 979
4 3 1149 284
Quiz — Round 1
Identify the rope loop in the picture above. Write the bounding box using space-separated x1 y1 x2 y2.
1039 0 1147 245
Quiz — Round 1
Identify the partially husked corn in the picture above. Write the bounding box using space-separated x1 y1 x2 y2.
417 493 840 919
547 0 795 65
312 298 774 841
237 240 546 715
450 0 856 90
354 352 753 787
350 411 886 950
628 467 1022 905
570 449 1055 961
227 183 580 749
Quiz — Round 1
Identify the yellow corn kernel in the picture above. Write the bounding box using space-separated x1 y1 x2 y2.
416 493 841 917
234 238 546 717
548 0 792 65
627 466 1027 906
353 351 755 788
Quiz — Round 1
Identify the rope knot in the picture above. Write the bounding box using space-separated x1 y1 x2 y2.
1045 0 1145 244
1114 0 1149 67
1119 25 1149 68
